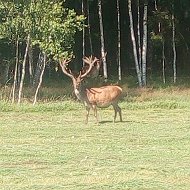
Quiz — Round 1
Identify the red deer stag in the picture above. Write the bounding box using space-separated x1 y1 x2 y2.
60 57 123 124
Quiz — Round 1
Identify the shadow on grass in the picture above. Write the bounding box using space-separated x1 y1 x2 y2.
98 120 129 124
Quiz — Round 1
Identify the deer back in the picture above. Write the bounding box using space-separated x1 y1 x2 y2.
86 85 122 107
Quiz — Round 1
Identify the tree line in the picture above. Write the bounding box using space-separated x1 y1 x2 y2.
0 0 190 103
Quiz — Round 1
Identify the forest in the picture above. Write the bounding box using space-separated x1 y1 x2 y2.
0 0 190 103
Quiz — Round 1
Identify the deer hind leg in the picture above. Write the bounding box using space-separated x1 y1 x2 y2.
92 105 99 123
118 105 122 122
112 104 122 122
113 105 117 123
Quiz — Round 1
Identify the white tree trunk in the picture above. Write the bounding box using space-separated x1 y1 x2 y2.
17 62 21 85
28 44 33 85
98 0 107 80
128 0 142 87
172 12 177 83
33 52 45 87
142 2 148 86
12 35 19 103
82 0 85 66
18 34 30 104
154 0 158 10
117 0 121 81
87 0 93 55
154 0 161 33
137 0 142 74
33 53 46 105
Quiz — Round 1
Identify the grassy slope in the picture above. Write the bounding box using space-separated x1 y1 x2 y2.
0 89 190 190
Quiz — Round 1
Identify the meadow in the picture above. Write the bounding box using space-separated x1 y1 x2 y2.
0 86 190 190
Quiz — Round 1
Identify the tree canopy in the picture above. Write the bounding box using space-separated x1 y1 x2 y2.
0 0 190 92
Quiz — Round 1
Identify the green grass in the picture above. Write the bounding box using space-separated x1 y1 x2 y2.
0 91 190 190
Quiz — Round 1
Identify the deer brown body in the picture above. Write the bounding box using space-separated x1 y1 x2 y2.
60 57 123 123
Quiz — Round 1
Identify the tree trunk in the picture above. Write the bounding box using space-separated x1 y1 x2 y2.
33 53 46 105
142 2 148 86
18 34 30 104
117 0 121 81
82 0 85 66
128 0 142 87
33 52 45 88
172 11 177 83
12 35 19 103
28 44 33 85
154 0 158 10
162 39 166 84
17 62 21 85
98 0 107 81
137 0 142 75
87 0 93 55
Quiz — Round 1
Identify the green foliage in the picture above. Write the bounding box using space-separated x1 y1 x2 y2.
30 1 85 59
0 0 85 59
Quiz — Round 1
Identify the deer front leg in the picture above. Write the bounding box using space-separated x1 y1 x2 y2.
85 106 90 124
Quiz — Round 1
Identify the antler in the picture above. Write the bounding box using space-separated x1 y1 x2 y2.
81 56 99 78
59 59 75 80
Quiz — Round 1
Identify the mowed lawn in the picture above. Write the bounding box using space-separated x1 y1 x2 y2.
0 100 190 190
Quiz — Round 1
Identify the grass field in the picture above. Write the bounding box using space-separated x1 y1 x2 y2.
1 88 190 190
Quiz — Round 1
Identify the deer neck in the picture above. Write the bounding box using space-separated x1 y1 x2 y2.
74 82 87 102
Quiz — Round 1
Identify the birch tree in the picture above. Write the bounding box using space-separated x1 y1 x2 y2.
98 0 107 81
142 1 148 86
82 0 85 65
172 6 177 83
117 0 121 81
12 35 19 103
18 34 30 104
28 44 33 85
128 0 142 87
33 53 46 105
87 0 93 55
137 0 142 74
128 0 148 87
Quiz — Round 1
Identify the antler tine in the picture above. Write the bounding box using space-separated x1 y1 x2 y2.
59 58 75 80
83 55 97 64
83 56 91 64
81 56 99 78
92 56 98 64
